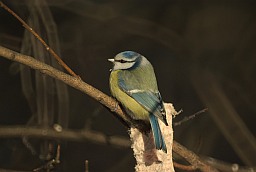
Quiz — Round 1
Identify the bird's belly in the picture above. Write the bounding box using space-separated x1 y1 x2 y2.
110 71 149 121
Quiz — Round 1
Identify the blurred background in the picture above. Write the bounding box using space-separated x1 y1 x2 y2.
0 0 256 171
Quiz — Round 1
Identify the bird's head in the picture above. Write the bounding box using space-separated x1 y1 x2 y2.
108 51 144 71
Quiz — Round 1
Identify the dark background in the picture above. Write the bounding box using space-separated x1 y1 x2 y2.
0 0 256 171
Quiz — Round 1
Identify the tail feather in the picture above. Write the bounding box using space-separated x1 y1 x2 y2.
149 114 167 153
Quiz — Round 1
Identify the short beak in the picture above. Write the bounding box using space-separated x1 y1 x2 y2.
108 59 114 63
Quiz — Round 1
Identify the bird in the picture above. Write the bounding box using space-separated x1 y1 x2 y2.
108 51 168 153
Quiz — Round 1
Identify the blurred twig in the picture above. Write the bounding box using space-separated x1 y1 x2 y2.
0 125 130 147
0 169 30 172
16 0 70 160
85 160 89 172
33 144 61 172
202 156 256 172
34 0 70 129
192 71 256 166
0 1 78 77
0 125 254 172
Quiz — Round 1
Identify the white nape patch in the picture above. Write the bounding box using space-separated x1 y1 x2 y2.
140 56 151 66
128 89 144 94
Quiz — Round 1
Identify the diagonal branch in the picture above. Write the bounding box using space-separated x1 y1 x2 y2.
0 45 218 172
0 45 129 126
173 141 218 172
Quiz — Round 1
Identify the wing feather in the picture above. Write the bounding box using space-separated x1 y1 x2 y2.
118 74 168 125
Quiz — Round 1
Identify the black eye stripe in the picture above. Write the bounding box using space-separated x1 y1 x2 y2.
118 59 126 63
116 59 135 63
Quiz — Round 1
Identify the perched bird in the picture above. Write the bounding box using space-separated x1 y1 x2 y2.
108 51 168 153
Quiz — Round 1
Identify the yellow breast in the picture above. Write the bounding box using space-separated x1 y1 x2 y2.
109 70 149 121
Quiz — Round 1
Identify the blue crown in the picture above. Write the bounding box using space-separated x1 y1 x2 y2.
121 51 139 59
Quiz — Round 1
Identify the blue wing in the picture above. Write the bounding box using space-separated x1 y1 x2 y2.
117 71 168 152
118 77 168 125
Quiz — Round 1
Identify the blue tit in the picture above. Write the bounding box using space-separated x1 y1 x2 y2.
108 51 168 153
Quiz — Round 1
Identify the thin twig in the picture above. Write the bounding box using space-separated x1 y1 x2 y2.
0 1 79 78
174 108 208 126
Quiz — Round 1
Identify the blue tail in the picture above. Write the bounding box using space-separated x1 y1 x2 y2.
149 113 167 153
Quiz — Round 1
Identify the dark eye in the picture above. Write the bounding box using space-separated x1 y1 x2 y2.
117 59 127 63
